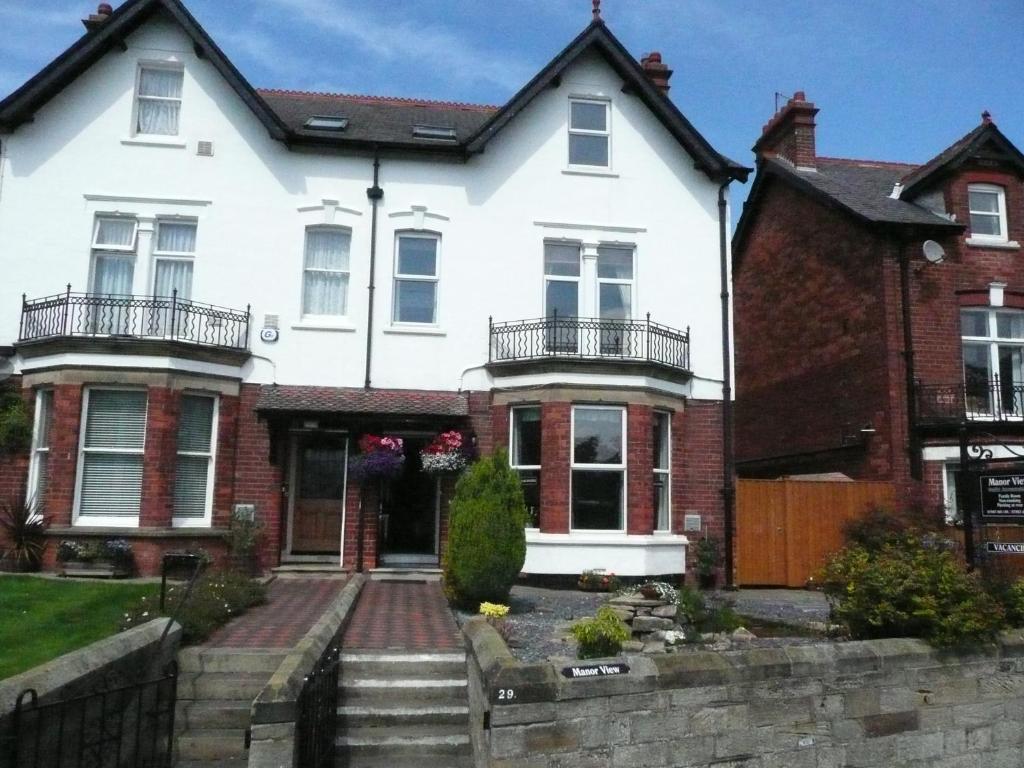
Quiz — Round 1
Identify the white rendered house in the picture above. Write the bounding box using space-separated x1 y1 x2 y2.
0 0 747 576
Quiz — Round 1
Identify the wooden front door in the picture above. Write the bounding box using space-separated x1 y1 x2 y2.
290 435 347 555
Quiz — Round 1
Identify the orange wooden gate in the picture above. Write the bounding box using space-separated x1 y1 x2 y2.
735 479 895 587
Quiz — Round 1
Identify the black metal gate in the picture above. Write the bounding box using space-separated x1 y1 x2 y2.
294 643 340 768
11 662 178 768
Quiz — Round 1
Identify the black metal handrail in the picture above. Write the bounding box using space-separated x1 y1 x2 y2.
18 286 251 351
488 312 690 372
295 642 340 768
917 379 1024 423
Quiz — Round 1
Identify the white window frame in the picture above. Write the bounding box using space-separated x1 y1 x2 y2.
301 225 352 318
73 387 148 528
569 404 627 533
25 389 54 515
392 231 441 326
596 244 635 322
567 97 611 170
172 393 219 528
543 240 582 318
967 184 1008 244
653 410 671 532
92 216 139 251
152 218 197 297
961 308 1024 419
509 405 542 530
132 63 184 137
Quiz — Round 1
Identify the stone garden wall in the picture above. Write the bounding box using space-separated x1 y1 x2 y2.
464 617 1024 768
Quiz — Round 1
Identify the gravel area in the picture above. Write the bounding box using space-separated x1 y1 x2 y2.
456 585 833 662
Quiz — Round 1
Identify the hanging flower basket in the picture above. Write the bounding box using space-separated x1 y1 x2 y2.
348 435 405 482
420 430 471 475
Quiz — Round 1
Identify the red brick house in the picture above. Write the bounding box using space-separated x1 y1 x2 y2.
733 92 1024 554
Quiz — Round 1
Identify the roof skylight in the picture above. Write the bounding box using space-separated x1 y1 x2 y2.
304 115 349 131
412 125 457 142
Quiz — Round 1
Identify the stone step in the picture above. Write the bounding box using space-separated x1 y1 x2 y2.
339 652 466 681
339 678 468 706
187 672 268 701
336 755 473 768
180 700 252 731
336 727 471 757
175 728 247 762
174 759 248 768
178 648 286 674
337 704 470 727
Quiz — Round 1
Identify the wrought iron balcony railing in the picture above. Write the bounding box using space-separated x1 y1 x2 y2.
18 287 251 352
917 379 1024 424
488 313 690 372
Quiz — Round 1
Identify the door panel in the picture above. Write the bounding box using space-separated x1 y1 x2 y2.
291 439 345 554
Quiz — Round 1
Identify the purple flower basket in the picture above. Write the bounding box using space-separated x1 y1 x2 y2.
349 451 405 482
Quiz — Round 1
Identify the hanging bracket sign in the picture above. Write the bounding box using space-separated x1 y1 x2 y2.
979 472 1024 519
987 542 1024 555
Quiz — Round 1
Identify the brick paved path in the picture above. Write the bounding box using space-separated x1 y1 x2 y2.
342 580 463 650
204 577 345 648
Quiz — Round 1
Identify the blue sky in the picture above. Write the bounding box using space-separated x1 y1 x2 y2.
2 0 1022 212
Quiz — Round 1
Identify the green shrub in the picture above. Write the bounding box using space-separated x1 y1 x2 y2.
442 450 527 607
676 585 706 626
842 506 926 551
0 498 46 571
1005 580 1024 627
570 606 631 659
676 586 743 635
0 395 32 454
121 569 266 643
821 536 1004 648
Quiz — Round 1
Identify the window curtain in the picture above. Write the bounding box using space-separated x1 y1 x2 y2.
92 254 134 295
79 390 147 518
157 222 196 253
154 260 193 300
95 218 136 248
303 230 350 315
137 69 182 136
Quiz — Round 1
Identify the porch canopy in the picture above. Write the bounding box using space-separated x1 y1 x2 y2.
256 385 469 419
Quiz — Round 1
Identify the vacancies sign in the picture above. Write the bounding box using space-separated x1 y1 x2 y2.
980 473 1024 519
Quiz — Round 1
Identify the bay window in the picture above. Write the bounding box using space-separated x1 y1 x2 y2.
393 233 439 324
571 406 626 530
135 66 184 136
75 389 148 526
26 390 54 511
961 308 1024 417
653 411 671 531
173 394 218 527
968 184 1007 242
510 406 542 527
303 227 351 317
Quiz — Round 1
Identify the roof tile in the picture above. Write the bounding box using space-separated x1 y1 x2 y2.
256 385 469 417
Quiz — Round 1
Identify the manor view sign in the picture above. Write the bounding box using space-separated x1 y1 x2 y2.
561 662 630 679
979 473 1024 519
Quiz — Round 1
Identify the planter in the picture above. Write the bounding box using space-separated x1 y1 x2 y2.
60 560 132 578
640 584 662 600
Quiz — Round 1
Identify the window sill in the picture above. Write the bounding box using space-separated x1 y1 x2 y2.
172 519 213 529
383 325 446 337
71 517 141 528
562 167 619 179
121 136 188 149
292 320 357 332
965 238 1020 250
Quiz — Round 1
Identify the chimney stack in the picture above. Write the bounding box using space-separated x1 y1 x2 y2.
640 52 673 96
83 3 113 31
753 91 819 170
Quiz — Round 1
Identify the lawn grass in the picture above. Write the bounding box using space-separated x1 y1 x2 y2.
0 575 160 680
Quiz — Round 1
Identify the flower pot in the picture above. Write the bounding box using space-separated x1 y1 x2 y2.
640 584 662 600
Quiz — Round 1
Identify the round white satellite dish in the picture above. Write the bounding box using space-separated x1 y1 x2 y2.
922 240 946 264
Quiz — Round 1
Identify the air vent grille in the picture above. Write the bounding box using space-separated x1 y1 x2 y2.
683 514 702 532
263 314 279 329
197 140 214 156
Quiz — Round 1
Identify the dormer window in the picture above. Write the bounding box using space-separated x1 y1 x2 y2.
568 98 610 168
968 184 1008 242
135 66 184 136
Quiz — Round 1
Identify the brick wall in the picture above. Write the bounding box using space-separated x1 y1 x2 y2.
539 402 571 533
232 383 282 571
626 404 654 535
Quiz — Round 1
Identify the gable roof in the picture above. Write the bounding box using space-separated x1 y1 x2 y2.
464 20 749 181
0 0 289 139
733 155 963 256
899 119 1024 197
0 0 747 178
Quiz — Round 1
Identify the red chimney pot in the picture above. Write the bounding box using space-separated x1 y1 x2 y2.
753 89 819 169
640 52 673 96
97 2 113 13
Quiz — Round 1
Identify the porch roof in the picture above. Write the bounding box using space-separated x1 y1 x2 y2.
255 385 469 417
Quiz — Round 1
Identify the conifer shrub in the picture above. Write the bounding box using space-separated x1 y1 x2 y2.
442 450 527 607
570 606 631 659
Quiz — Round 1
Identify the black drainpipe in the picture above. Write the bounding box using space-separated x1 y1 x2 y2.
898 238 922 480
364 151 383 389
718 179 736 588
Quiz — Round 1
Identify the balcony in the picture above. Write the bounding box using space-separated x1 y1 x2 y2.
488 314 691 380
17 288 251 364
917 379 1024 425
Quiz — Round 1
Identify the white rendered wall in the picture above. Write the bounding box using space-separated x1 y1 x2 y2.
0 17 729 397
